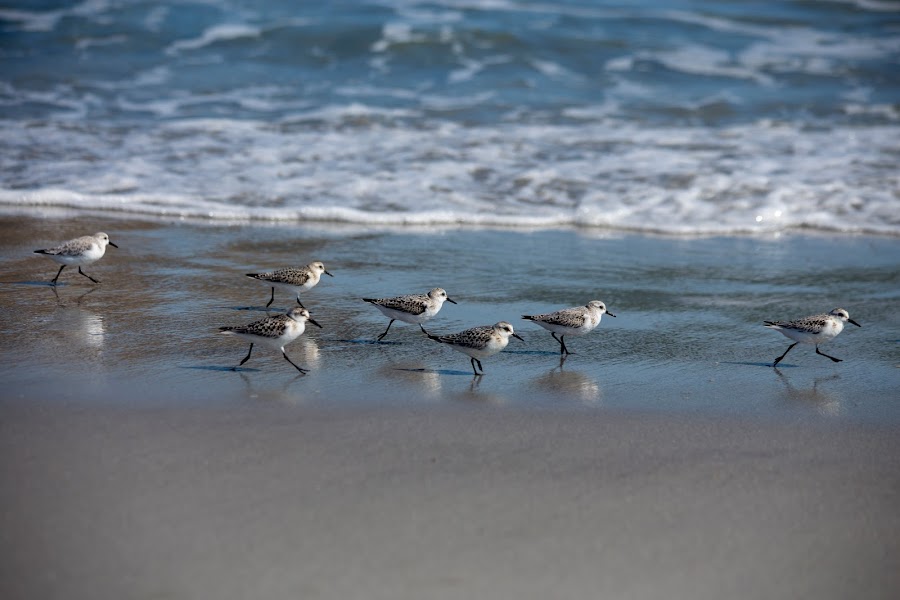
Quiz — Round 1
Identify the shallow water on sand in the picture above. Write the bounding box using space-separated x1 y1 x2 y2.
1 215 897 422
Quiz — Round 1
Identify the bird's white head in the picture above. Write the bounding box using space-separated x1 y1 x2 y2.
94 232 118 249
829 308 861 327
288 306 323 328
494 321 524 341
587 300 615 317
428 287 457 304
287 307 310 321
309 261 333 277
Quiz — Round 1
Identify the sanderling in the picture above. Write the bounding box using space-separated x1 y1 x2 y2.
246 261 333 308
764 308 861 367
34 232 118 285
522 300 616 355
219 306 322 373
363 287 457 341
421 321 523 376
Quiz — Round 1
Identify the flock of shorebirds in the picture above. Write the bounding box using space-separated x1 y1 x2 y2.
33 231 861 376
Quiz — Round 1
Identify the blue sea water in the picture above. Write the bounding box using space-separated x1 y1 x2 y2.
0 0 898 233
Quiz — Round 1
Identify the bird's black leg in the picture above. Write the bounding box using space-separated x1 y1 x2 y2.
773 342 797 367
50 265 66 285
265 287 275 308
551 332 563 354
233 343 254 370
77 266 100 284
282 350 309 374
816 346 842 363
551 332 570 355
469 357 484 376
376 319 395 341
295 297 305 309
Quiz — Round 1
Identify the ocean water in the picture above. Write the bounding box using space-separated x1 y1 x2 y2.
1 0 898 234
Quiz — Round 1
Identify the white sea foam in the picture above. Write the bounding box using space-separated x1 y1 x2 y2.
0 8 66 32
620 45 775 86
166 24 262 55
448 55 511 84
819 0 900 12
1 115 896 235
739 28 900 76
0 0 111 32
843 103 900 120
371 22 422 53
74 35 127 51
2 1 897 235
530 59 584 82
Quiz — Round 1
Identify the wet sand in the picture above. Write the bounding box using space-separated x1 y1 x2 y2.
1 213 899 598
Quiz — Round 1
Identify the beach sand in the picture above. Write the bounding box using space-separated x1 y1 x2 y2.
1 213 899 599
2 401 898 600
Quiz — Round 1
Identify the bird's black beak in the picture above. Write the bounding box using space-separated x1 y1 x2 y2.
324 270 334 277
848 318 861 327
606 310 616 317
308 317 323 329
513 333 524 342
447 297 457 304
109 241 119 248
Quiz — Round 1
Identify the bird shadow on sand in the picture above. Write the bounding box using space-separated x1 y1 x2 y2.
339 338 402 346
4 280 69 287
503 349 558 356
181 365 262 373
395 367 477 377
719 361 799 369
221 305 282 313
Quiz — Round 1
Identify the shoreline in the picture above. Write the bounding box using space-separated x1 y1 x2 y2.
1 213 898 422
2 205 899 239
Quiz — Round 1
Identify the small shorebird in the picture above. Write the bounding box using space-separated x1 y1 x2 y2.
219 306 322 373
246 261 333 308
363 287 457 341
421 321 523 376
34 232 118 285
764 308 861 367
522 300 616 355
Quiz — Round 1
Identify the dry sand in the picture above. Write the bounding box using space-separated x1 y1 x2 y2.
2 400 898 600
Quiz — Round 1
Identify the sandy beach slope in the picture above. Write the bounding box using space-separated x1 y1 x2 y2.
1 214 898 599
1 400 899 600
